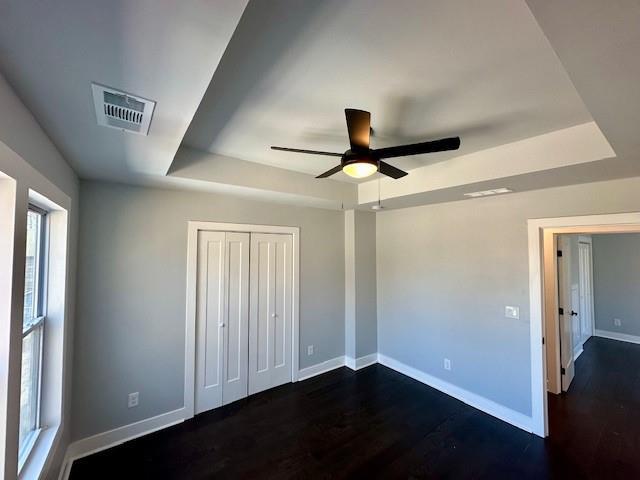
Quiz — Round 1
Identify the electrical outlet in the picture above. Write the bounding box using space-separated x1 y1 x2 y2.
505 306 520 319
444 358 451 371
128 392 139 408
307 345 314 356
614 318 622 327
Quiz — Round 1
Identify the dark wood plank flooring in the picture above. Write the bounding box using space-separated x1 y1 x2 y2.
70 337 640 479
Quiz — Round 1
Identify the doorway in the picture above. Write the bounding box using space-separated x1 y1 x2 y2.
184 222 300 419
527 212 640 437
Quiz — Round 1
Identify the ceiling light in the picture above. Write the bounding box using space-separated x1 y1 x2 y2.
464 187 513 198
342 161 378 179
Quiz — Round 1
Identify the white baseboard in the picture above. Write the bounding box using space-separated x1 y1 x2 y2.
298 356 345 381
595 329 640 345
58 407 186 479
377 354 533 434
60 353 535 478
345 353 378 371
574 345 584 361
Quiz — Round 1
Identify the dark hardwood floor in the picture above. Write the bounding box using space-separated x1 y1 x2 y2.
70 337 640 479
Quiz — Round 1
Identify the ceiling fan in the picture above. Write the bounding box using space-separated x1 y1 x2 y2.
271 109 461 179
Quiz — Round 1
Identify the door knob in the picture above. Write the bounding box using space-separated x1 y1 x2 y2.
219 322 225 327
271 313 277 318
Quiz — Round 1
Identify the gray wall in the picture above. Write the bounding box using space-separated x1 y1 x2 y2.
73 180 345 440
593 233 640 336
377 176 640 417
354 211 377 357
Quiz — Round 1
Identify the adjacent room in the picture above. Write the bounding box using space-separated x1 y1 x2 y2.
1 1 640 479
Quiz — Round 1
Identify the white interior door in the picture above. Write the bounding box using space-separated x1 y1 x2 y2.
195 231 225 414
558 236 575 392
571 284 581 354
249 233 293 395
195 231 250 414
578 240 594 342
221 232 250 405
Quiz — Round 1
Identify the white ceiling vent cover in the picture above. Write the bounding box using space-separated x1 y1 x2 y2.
91 83 155 135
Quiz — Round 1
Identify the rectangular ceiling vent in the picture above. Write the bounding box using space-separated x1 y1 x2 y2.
91 83 155 135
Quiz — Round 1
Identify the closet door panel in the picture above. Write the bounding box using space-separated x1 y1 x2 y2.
249 233 293 395
195 231 225 414
222 232 250 405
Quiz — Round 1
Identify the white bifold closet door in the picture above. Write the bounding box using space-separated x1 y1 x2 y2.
195 230 293 415
195 231 250 414
249 233 293 395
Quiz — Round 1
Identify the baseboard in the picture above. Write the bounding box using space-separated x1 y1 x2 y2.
345 353 378 371
298 356 346 381
59 353 535 478
595 329 640 345
574 345 584 361
58 407 186 479
377 354 533 434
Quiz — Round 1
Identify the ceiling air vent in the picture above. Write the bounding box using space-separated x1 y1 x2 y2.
91 83 155 135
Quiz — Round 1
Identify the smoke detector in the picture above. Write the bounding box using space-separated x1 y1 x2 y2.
91 83 155 135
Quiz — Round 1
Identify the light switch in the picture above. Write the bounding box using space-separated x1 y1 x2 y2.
505 306 520 319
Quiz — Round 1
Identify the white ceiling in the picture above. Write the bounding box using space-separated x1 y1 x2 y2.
1 0 639 210
180 0 592 180
0 0 248 180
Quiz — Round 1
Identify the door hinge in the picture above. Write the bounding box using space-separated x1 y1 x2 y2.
561 367 566 375
557 250 563 257
542 337 545 345
559 307 564 315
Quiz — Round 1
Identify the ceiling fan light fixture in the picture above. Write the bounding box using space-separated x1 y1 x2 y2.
342 161 378 179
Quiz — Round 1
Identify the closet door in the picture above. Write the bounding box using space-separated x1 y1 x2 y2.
249 233 293 395
195 231 225 414
222 232 250 405
195 231 249 414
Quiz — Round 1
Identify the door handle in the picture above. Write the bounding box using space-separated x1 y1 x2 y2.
219 322 225 327
570 311 578 316
271 313 278 318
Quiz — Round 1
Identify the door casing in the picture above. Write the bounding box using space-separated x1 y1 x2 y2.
528 214 640 438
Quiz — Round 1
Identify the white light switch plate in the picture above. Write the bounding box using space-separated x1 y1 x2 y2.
505 306 520 319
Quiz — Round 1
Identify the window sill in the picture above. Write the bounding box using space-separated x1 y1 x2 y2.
18 424 60 480
18 427 42 474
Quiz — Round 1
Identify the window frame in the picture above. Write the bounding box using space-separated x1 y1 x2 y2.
18 204 49 466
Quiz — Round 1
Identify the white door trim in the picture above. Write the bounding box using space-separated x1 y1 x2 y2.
185 221 300 420
528 212 640 437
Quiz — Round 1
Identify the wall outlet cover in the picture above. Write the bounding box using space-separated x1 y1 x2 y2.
614 318 622 327
307 345 314 356
128 392 139 408
505 306 520 319
444 358 451 371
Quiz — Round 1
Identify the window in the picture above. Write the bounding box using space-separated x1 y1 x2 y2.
19 205 47 459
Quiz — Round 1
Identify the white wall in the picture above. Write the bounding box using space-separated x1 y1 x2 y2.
72 180 345 440
377 176 640 418
0 72 78 480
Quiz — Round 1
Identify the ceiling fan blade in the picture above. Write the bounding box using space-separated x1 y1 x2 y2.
374 137 460 159
378 161 408 179
271 146 342 157
316 164 343 178
345 109 371 150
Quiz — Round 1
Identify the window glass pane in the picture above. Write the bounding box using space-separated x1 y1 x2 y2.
23 210 42 327
19 327 41 450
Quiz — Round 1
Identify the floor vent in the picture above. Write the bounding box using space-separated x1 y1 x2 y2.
91 83 155 135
